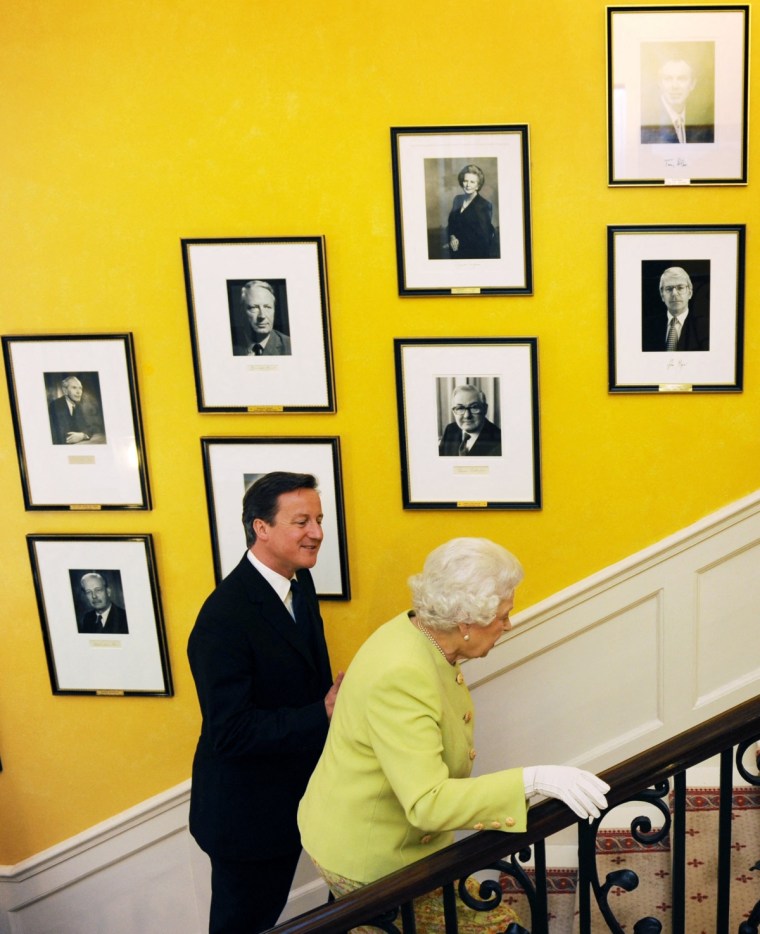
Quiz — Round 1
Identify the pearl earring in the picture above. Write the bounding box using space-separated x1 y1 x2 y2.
463 632 470 641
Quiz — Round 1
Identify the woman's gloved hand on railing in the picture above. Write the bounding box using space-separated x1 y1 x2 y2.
523 765 610 822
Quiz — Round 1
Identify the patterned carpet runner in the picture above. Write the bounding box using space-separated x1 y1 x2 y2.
500 786 760 933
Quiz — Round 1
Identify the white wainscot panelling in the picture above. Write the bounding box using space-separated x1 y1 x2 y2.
469 592 663 777
696 539 760 708
466 489 760 775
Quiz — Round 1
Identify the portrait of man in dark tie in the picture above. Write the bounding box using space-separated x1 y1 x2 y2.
641 260 711 353
73 570 129 635
228 278 293 357
437 380 502 457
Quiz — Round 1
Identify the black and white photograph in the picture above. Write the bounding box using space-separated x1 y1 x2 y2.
45 371 107 446
70 569 129 635
424 158 501 261
436 377 502 458
201 436 350 597
608 224 745 392
394 339 541 509
227 278 292 357
27 535 172 696
391 126 532 295
182 237 335 412
607 6 749 185
2 334 151 510
641 260 710 353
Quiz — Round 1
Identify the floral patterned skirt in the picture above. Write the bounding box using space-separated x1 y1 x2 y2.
312 860 522 934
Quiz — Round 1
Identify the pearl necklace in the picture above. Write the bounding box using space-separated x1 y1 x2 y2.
414 618 450 662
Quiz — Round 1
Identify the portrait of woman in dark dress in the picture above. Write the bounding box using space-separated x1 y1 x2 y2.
447 164 497 259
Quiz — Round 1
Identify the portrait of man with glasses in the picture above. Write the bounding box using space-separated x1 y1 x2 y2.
641 263 710 353
438 382 502 457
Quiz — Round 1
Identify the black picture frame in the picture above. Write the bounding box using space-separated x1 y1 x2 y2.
394 338 541 509
27 534 172 696
201 436 350 598
607 224 745 393
181 237 336 413
607 5 749 186
2 334 151 510
391 125 533 295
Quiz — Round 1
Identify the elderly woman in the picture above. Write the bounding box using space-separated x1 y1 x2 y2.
447 164 497 259
298 538 609 933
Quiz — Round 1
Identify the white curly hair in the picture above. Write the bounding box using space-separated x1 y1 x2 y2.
408 537 523 632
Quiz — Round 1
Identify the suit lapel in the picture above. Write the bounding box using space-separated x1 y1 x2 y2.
236 557 317 669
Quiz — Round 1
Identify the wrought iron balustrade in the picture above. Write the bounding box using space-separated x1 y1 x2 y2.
269 694 760 934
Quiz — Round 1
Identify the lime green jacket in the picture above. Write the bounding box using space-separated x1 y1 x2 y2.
298 612 528 883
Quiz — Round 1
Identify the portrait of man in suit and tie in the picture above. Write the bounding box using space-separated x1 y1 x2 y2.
228 278 293 357
45 372 106 445
73 570 129 635
640 43 715 144
641 261 711 353
438 380 502 457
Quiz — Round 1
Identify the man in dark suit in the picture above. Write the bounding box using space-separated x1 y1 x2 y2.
48 376 95 445
188 472 343 934
231 279 292 356
642 266 710 352
640 58 714 144
78 572 129 634
439 384 502 457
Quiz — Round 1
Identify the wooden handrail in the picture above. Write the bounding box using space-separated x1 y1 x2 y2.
270 693 760 933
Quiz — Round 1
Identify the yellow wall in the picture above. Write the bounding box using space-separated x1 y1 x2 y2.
0 0 756 863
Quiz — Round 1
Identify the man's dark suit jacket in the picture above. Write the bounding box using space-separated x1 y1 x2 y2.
48 395 93 445
188 556 333 861
439 418 502 456
232 327 292 356
79 603 129 635
642 307 710 352
640 107 714 144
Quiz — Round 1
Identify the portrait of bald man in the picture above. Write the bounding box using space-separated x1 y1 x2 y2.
46 372 106 445
438 382 502 457
75 571 129 635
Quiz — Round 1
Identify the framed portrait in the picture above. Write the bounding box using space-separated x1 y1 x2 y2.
27 534 172 696
181 237 336 412
390 126 533 295
607 5 749 186
201 436 350 598
2 334 151 510
394 338 541 509
608 224 745 393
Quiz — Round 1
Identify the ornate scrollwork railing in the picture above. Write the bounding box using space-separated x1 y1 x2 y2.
269 695 760 934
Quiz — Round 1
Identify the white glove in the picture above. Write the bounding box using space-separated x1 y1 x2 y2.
523 765 610 823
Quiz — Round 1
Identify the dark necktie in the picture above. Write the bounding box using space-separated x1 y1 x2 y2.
96 614 103 630
289 578 308 627
252 343 264 355
458 432 470 456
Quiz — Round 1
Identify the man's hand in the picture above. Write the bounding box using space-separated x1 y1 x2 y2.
324 671 345 719
65 431 89 444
